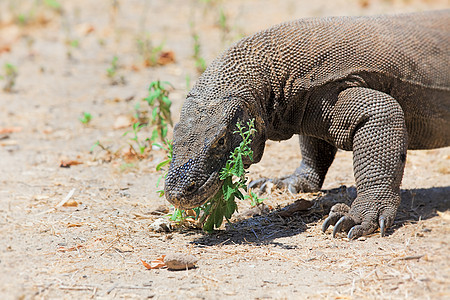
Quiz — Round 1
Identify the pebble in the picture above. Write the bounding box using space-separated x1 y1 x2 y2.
164 253 198 270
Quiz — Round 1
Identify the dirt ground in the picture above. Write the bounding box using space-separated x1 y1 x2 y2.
0 0 449 299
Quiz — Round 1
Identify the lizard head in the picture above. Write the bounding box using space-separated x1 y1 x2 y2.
164 95 265 209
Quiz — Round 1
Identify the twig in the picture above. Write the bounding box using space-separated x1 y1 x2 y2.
398 254 425 261
59 285 96 291
36 188 76 215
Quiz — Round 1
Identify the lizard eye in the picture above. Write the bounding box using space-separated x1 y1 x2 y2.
218 137 225 146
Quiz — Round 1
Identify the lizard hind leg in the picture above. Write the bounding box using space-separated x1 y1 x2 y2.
322 87 407 239
249 135 337 194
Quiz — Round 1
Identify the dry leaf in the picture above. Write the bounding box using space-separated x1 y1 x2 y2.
0 45 11 54
141 255 167 269
157 51 175 65
141 259 152 269
67 222 83 227
60 160 83 168
57 244 83 252
62 199 78 207
76 23 95 35
0 127 22 134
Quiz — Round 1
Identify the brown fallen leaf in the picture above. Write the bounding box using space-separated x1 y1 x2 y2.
0 127 22 134
141 259 152 269
164 253 198 270
276 199 314 217
60 160 83 168
62 199 79 207
67 222 83 227
157 51 175 65
57 244 83 252
141 255 167 269
0 45 11 54
76 23 95 35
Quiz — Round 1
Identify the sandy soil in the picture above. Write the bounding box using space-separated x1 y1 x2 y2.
0 0 449 299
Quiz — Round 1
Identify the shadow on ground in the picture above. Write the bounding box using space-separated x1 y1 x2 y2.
192 186 449 247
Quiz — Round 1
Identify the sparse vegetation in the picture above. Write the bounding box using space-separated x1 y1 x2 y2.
106 55 125 85
1 63 18 92
123 122 149 156
144 81 173 142
137 35 161 67
79 112 92 125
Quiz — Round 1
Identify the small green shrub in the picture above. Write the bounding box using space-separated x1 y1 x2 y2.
144 81 173 142
123 122 149 155
1 63 18 92
165 119 264 231
79 112 92 125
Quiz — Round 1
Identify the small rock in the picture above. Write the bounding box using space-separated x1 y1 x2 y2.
149 218 172 232
164 253 198 270
113 115 132 129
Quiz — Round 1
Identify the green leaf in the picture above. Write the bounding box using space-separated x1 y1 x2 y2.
222 178 234 201
234 189 244 200
151 107 158 121
234 154 244 177
225 199 237 219
156 159 170 171
151 128 159 141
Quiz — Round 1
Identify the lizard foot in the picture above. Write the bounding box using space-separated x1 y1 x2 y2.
249 175 318 194
322 198 397 239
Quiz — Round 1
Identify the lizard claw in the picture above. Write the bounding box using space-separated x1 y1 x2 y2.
332 216 356 238
322 203 351 234
321 216 333 233
380 217 386 237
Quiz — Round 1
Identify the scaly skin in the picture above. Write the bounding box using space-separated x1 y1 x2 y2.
165 10 450 239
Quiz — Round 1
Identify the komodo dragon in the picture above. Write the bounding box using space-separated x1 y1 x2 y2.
165 10 450 239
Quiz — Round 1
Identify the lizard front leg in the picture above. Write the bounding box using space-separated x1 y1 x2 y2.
322 87 408 239
249 135 337 193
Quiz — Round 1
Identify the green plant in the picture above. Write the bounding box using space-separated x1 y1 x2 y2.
43 0 62 11
1 63 18 92
154 140 173 197
137 35 165 67
123 122 149 155
166 119 264 231
79 112 92 125
90 140 110 153
144 81 173 142
107 55 118 77
106 55 125 85
200 119 260 231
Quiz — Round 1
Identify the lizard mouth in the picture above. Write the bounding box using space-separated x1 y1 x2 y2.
169 170 222 210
